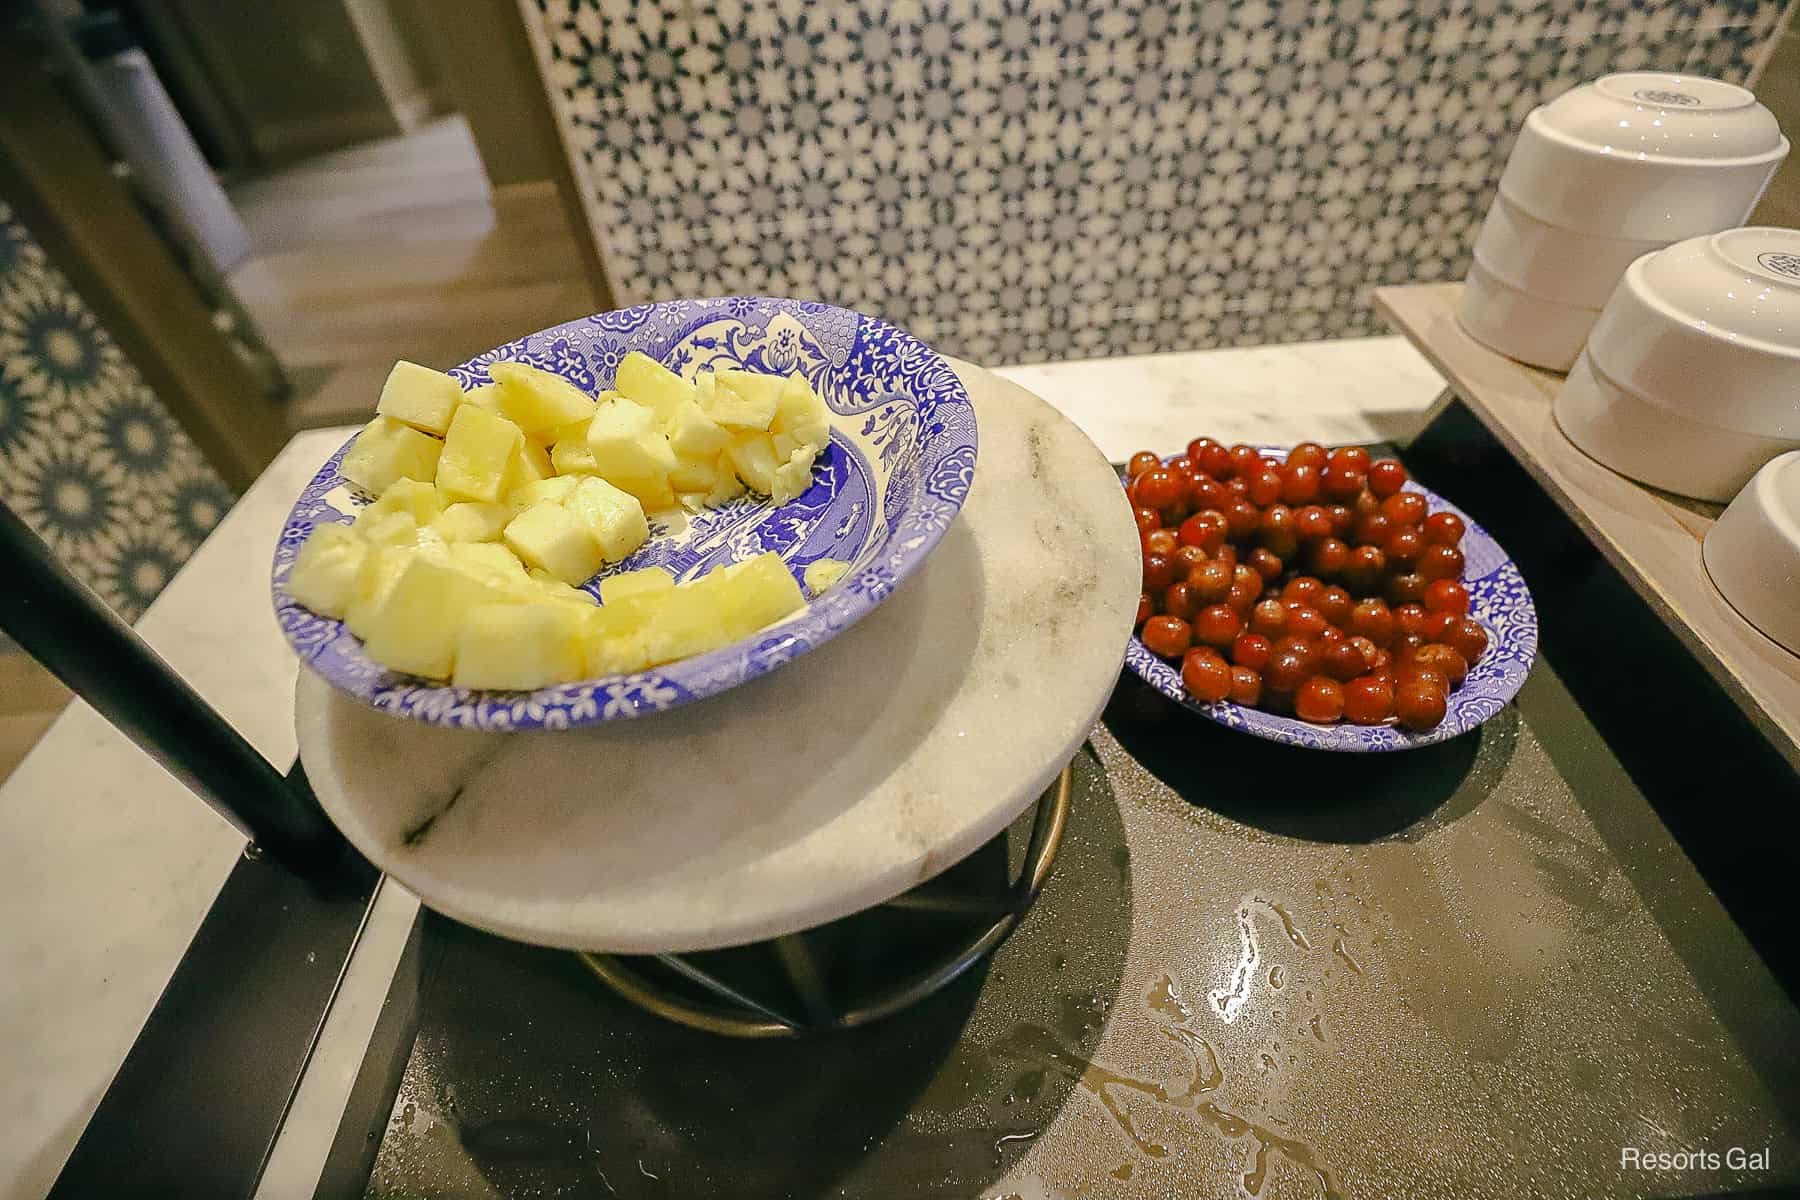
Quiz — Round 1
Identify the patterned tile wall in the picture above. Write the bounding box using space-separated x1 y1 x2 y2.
528 0 1786 364
0 200 236 622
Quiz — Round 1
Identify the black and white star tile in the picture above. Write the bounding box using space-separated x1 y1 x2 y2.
528 0 1784 363
0 200 236 622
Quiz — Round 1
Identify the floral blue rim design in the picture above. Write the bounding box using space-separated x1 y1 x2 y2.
270 297 977 731
1123 452 1537 752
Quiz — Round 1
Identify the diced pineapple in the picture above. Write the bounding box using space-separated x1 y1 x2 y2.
587 400 678 482
453 602 588 690
666 399 731 458
340 416 442 495
448 540 527 585
414 526 451 559
565 476 650 562
503 436 554 495
614 350 696 423
706 371 780 430
376 361 463 435
437 405 525 504
643 582 734 663
716 369 785 408
285 525 368 618
344 544 416 639
774 372 832 448
433 501 511 543
694 371 716 405
803 557 851 595
518 474 582 508
770 448 818 504
599 565 675 604
705 471 747 508
504 501 604 585
609 474 677 512
360 510 419 548
547 415 593 446
713 552 806 636
526 570 597 607
726 432 780 494
489 361 600 440
551 437 600 476
580 598 659 676
351 478 441 535
461 383 501 412
668 452 720 493
771 432 799 462
362 558 504 679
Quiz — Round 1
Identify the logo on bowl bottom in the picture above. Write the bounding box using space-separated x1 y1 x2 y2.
1756 251 1800 279
1632 87 1701 107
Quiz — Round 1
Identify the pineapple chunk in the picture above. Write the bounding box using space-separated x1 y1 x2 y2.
774 373 831 447
433 501 511 543
614 350 696 423
713 552 806 636
706 372 780 430
587 401 678 481
360 510 420 548
362 558 503 680
803 557 851 595
490 361 599 440
548 415 595 448
565 476 650 562
285 525 367 618
770 448 818 504
340 416 442 495
643 582 734 662
503 436 554 494
705 471 747 508
771 432 800 461
717 369 785 405
376 361 463 435
504 501 604 585
351 477 440 533
599 565 675 604
668 452 720 493
551 436 600 476
437 405 525 504
453 602 587 689
461 383 501 412
580 597 659 676
448 540 527 585
726 432 780 494
609 474 676 512
666 399 731 458
526 570 597 607
507 475 580 512
344 544 416 639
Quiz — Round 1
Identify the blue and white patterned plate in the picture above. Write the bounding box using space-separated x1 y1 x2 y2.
1124 456 1537 752
271 297 977 730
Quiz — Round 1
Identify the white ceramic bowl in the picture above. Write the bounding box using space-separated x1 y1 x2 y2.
1471 192 1667 309
1585 227 1800 440
1703 449 1800 655
1457 257 1600 372
1500 72 1788 242
1554 350 1800 502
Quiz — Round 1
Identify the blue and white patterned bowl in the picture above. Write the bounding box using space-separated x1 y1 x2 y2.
1124 460 1537 752
271 297 977 730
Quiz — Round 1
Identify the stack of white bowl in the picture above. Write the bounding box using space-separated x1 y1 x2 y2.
1556 227 1800 503
1460 72 1789 372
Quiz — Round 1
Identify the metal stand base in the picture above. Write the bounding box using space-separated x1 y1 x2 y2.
578 766 1073 1037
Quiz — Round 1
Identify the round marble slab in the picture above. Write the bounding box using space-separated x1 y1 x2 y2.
296 362 1140 953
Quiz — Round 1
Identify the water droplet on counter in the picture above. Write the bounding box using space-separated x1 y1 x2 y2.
1268 965 1284 989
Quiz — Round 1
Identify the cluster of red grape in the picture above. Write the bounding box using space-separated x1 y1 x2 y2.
1128 438 1488 730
